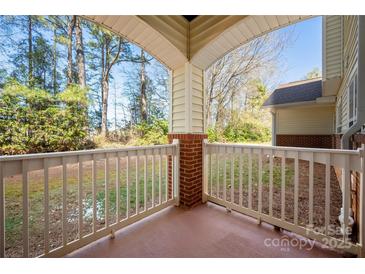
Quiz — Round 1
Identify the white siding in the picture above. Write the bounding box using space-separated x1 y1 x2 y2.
335 16 359 133
171 63 204 133
324 16 343 79
276 106 335 135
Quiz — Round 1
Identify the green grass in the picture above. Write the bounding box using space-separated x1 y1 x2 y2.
4 156 169 257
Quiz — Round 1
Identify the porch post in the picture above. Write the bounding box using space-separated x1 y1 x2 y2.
168 62 207 208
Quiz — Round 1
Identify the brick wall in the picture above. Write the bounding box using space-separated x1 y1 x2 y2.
168 133 207 208
276 134 334 148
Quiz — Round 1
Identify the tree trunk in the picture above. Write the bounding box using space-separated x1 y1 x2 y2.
139 49 147 123
28 16 33 88
52 26 57 94
101 76 109 137
75 16 86 88
67 16 75 86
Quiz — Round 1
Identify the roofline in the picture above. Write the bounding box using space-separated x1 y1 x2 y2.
276 77 322 90
262 99 335 109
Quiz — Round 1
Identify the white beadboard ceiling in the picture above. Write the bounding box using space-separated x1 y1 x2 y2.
84 15 312 71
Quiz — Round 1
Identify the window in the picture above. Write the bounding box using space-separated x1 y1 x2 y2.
348 71 358 127
336 96 342 133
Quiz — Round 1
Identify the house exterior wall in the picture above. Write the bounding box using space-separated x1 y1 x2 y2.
276 106 335 135
323 16 343 80
335 16 359 134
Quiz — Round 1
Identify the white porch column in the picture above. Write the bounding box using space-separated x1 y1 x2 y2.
169 62 205 134
168 62 207 208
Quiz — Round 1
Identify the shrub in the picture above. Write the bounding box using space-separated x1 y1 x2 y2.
132 118 168 146
208 116 271 144
0 81 95 155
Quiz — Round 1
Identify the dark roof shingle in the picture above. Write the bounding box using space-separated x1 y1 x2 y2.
263 79 322 107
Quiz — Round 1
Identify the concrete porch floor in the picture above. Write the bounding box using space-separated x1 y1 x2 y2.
68 203 346 258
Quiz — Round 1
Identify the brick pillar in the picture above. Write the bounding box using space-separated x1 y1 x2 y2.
168 133 207 208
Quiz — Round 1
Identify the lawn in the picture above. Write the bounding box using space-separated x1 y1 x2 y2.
4 155 169 257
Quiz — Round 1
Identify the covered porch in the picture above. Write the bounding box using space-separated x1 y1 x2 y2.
68 203 343 258
0 15 365 258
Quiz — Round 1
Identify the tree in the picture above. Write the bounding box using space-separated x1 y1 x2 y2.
304 67 321 79
67 16 75 86
75 16 86 88
88 24 128 136
205 32 290 129
139 49 148 123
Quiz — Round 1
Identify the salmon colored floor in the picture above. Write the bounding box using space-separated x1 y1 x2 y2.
67 203 348 258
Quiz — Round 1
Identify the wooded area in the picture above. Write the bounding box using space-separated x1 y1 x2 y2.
0 15 295 154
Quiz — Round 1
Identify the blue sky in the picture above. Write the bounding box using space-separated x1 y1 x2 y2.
275 16 322 84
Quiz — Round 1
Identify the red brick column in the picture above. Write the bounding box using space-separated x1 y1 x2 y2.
168 133 207 208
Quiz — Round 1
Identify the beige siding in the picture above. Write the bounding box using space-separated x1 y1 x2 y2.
324 16 343 80
335 16 358 133
276 106 335 135
171 63 204 133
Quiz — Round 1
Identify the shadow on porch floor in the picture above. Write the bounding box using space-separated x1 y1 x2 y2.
67 202 347 258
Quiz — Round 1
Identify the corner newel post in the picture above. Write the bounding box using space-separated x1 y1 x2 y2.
360 144 365 257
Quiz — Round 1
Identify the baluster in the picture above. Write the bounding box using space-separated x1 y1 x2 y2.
230 151 234 204
294 152 299 225
126 153 130 218
223 147 227 202
22 160 29 257
281 151 286 221
258 150 263 214
165 153 168 202
269 150 273 217
216 152 220 199
144 152 147 210
44 159 50 255
210 153 213 196
239 151 243 207
62 158 67 247
105 154 110 227
92 155 97 232
116 154 121 222
152 152 155 207
309 152 314 226
78 156 83 239
136 154 139 214
159 150 162 205
325 154 331 235
248 149 252 209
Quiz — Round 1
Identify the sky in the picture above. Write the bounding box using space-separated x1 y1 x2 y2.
275 16 322 84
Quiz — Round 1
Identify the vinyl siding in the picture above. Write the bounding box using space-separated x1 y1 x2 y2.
171 64 204 133
324 16 343 79
335 16 359 133
276 106 335 135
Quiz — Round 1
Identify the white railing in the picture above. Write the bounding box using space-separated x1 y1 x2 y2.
0 140 180 258
203 141 365 256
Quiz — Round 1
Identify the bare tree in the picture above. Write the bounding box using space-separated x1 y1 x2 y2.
139 49 148 123
205 31 292 129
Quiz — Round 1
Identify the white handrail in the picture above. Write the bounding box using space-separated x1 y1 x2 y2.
0 141 179 258
203 141 365 257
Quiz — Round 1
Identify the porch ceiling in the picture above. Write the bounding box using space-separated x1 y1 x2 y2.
84 15 312 70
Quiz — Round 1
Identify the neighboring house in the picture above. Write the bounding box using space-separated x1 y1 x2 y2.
264 15 365 150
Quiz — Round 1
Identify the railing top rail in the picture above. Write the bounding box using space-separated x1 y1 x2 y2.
205 142 362 156
0 143 178 162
